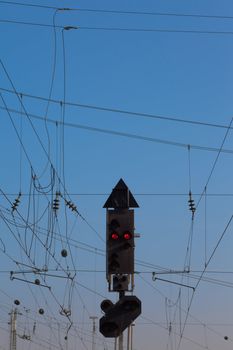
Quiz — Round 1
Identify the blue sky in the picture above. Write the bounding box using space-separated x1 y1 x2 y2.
1 1 233 349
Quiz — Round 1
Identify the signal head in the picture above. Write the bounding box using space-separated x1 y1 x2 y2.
111 232 119 240
123 231 132 240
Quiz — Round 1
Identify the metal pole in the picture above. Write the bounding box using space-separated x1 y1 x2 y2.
131 324 135 350
90 316 98 350
127 326 130 350
118 290 125 350
118 333 123 350
114 337 117 350
9 309 17 350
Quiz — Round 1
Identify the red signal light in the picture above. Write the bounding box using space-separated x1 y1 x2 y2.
123 232 132 240
111 232 119 240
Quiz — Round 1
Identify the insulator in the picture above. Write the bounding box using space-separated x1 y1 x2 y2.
11 192 22 212
188 192 196 215
66 201 72 208
66 200 76 210
53 199 59 210
38 308 44 315
53 192 60 212
61 249 68 257
168 323 172 334
60 308 71 316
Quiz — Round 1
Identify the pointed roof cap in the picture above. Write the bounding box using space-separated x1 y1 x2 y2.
103 179 139 209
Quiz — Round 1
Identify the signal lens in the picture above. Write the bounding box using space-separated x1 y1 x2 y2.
123 232 132 240
111 232 119 240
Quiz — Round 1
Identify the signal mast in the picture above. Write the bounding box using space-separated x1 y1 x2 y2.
100 179 141 350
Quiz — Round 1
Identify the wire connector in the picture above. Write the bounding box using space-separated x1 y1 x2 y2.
58 8 71 11
63 26 78 31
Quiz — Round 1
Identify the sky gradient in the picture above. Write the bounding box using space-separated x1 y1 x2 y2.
1 1 233 349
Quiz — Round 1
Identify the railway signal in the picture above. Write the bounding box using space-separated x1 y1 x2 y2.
99 296 141 338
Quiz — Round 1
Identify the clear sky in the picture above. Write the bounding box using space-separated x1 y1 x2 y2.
1 0 233 349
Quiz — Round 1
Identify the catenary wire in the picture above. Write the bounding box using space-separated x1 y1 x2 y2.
196 117 233 210
0 64 105 245
177 211 233 350
79 25 233 35
0 0 57 9
1 218 90 350
59 7 233 21
176 117 233 349
2 192 233 197
0 198 105 319
40 9 60 178
0 242 68 349
0 18 64 28
139 274 232 345
2 103 233 155
1 88 232 131
3 18 233 35
4 202 233 291
2 1 233 21
4 203 233 286
0 13 231 344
